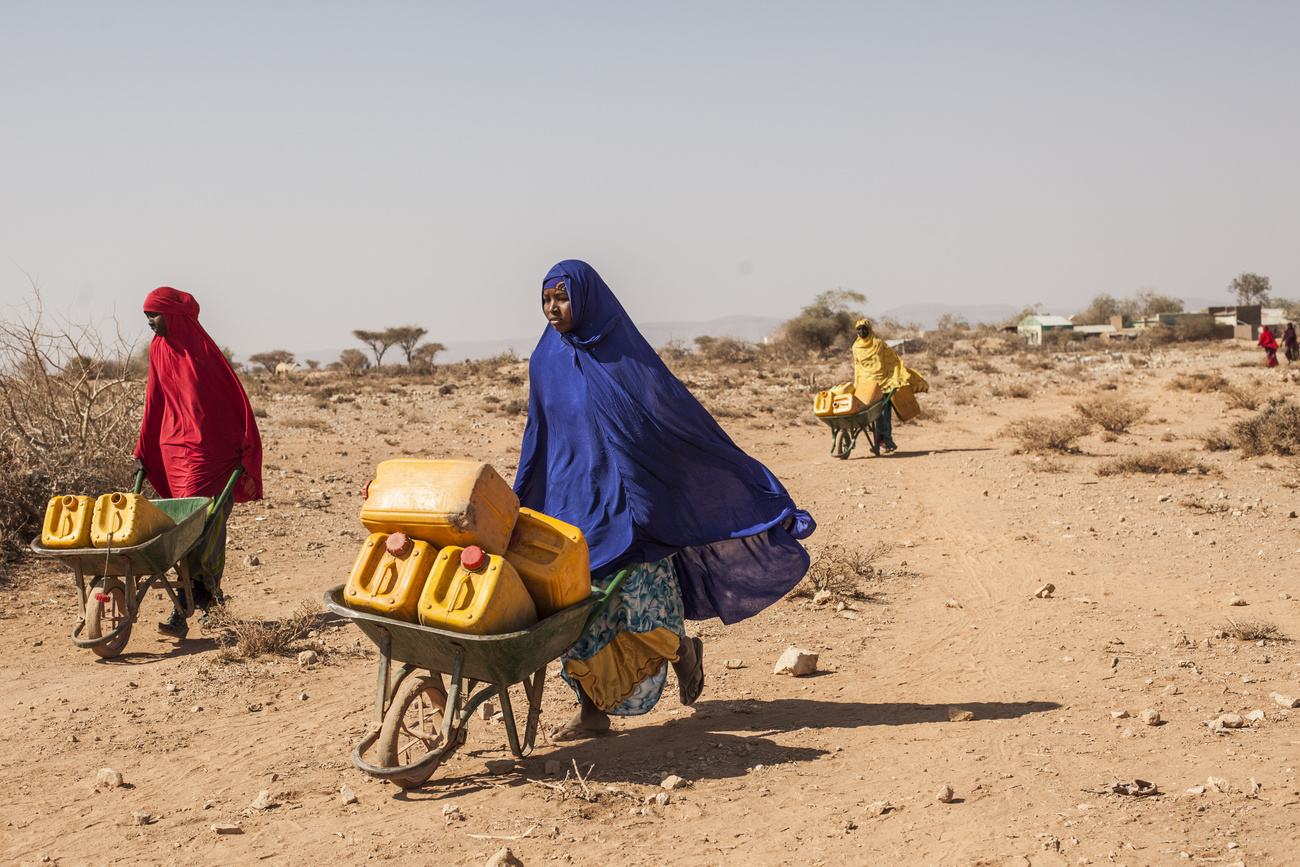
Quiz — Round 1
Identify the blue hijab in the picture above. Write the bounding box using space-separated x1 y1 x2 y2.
514 260 815 624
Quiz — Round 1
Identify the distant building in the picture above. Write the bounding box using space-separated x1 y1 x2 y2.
1017 314 1074 346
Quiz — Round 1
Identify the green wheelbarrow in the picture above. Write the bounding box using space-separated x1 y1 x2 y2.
818 392 892 459
324 565 630 790
29 467 244 659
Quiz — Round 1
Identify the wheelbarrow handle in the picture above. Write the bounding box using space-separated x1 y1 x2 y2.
132 470 145 494
209 464 245 516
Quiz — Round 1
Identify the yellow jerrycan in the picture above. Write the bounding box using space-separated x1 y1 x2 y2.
504 508 591 619
417 545 538 635
890 385 921 421
41 495 96 549
343 532 437 622
361 460 519 555
90 492 175 548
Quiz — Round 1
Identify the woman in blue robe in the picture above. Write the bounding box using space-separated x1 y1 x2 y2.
514 260 815 739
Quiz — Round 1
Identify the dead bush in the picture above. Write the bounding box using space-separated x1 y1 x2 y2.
789 542 891 600
499 398 528 416
0 289 143 561
1095 451 1210 476
1201 428 1233 451
1219 618 1287 642
205 600 325 661
1027 455 1069 473
1221 382 1260 411
1229 400 1300 456
1168 372 1228 393
1000 416 1092 453
1074 395 1148 433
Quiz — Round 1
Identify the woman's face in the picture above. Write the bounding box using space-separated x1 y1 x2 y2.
542 282 573 334
856 324 870 340
145 311 168 337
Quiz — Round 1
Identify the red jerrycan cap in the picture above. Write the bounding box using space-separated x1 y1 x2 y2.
385 532 412 557
459 545 486 571
509 525 522 547
362 479 372 499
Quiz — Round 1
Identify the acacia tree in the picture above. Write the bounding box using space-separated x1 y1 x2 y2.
1230 273 1272 306
780 289 867 354
412 342 446 370
339 348 370 376
387 326 429 366
352 329 398 368
247 349 294 372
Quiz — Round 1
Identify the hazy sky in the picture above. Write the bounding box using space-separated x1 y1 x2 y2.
3 2 1297 357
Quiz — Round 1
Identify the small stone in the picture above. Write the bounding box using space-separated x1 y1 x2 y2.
192 705 203 713
486 847 525 867
837 610 859 620
442 803 463 822
478 700 496 721
936 785 955 803
165 682 177 693
947 707 974 722
773 647 818 677
544 760 562 776
1271 692 1300 708
340 785 358 805
1140 709 1161 726
485 759 515 775
812 590 833 606
661 774 688 790
212 823 242 834
945 599 962 609
1111 710 1129 720
1218 714 1245 729
723 659 745 670
297 650 319 667
1248 778 1262 796
1121 727 1135 738
130 811 153 825
1229 596 1247 606
249 790 274 811
863 800 893 817
1034 584 1055 599
244 555 260 567
96 768 124 788
1245 709 1266 722
1186 785 1206 795
1163 685 1180 695
1207 776 1235 793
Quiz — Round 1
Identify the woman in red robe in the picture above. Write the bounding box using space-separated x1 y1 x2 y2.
134 287 263 638
1259 327 1279 368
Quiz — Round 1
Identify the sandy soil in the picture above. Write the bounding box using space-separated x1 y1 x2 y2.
4 342 1300 867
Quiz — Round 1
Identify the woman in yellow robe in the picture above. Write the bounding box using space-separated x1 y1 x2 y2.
852 319 927 454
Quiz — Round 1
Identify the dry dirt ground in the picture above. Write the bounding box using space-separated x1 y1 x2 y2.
4 341 1300 867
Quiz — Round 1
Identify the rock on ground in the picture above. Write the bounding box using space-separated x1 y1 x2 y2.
96 768 124 789
773 646 818 677
486 847 525 866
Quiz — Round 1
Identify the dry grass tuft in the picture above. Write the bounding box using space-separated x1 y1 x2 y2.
1027 456 1069 473
1000 416 1092 453
1096 451 1210 476
1168 372 1228 392
789 542 891 600
205 600 326 662
1201 428 1234 451
1220 618 1287 642
1075 395 1148 433
1221 382 1261 411
1229 400 1300 456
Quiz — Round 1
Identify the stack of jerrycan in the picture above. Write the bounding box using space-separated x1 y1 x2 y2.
41 495 96 549
344 460 591 634
42 492 176 549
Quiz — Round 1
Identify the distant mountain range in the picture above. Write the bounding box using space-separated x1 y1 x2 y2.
277 296 1231 365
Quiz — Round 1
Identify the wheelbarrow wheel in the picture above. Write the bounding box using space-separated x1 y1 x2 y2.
833 429 850 459
377 673 451 788
85 578 131 658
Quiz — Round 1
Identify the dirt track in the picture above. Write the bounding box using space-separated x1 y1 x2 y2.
4 342 1300 866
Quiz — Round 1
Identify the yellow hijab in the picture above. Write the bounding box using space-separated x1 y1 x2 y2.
852 319 928 394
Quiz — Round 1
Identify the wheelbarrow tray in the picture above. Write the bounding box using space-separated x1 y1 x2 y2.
29 497 212 578
816 396 888 431
325 584 605 686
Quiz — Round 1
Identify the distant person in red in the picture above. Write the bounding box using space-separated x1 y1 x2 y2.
1258 326 1279 368
1284 322 1299 363
134 287 263 638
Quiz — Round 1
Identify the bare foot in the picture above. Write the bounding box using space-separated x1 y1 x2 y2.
549 708 611 741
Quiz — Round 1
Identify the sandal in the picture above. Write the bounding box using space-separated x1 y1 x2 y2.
548 721 611 742
676 636 705 706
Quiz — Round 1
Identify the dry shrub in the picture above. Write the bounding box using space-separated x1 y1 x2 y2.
1001 416 1092 453
915 403 947 423
1220 618 1287 642
282 416 330 431
499 398 528 416
967 359 998 374
1169 372 1229 393
1027 455 1069 473
1230 400 1300 456
1075 395 1147 433
1100 430 1119 443
789 542 891 599
1201 428 1233 451
1096 451 1209 476
1221 382 1260 411
205 600 325 661
0 290 143 562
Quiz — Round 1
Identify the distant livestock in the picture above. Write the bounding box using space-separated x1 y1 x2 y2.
275 361 300 377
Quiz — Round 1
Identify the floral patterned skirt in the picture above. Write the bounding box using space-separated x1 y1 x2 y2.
559 558 685 716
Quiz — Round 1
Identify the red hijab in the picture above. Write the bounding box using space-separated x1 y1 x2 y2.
1259 328 1278 351
134 287 263 501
